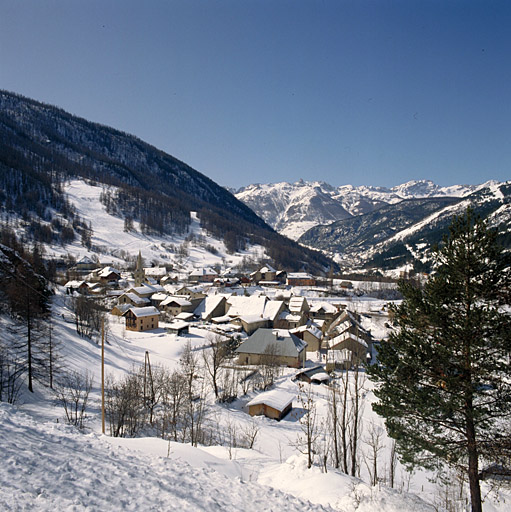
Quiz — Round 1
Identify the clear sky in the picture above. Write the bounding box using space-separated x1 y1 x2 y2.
1 0 510 189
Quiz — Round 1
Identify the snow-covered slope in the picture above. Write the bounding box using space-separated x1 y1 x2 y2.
45 179 266 272
236 179 485 240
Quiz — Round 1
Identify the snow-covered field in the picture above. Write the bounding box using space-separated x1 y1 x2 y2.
2 293 509 511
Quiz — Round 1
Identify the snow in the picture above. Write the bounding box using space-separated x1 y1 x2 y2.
0 403 332 512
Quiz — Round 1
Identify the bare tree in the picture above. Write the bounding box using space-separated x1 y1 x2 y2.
363 420 385 486
202 334 228 400
53 370 94 429
259 342 280 390
180 341 206 446
296 382 320 469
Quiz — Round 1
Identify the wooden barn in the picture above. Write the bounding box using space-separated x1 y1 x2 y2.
246 390 294 421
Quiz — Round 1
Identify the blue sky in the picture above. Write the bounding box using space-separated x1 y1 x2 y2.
1 0 510 189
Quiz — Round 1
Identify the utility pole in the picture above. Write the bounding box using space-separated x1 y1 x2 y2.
101 318 105 435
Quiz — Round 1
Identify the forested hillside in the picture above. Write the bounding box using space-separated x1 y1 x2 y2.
0 90 333 273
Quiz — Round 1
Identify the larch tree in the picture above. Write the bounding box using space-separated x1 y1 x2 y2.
367 209 511 512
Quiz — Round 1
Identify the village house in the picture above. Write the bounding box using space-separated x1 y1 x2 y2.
309 301 341 331
232 315 270 335
123 306 160 332
286 272 316 287
64 280 89 294
189 267 218 283
246 389 294 421
110 304 132 316
290 323 323 352
235 328 307 368
96 266 122 285
193 295 227 322
160 296 194 317
325 331 370 365
117 292 151 307
166 320 190 336
250 265 277 284
143 266 167 284
294 365 331 385
176 285 207 300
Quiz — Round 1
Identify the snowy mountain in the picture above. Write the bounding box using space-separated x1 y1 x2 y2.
235 179 483 240
300 181 511 271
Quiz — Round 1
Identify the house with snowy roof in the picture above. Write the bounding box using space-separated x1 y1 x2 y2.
286 272 316 287
96 266 121 285
160 296 194 316
246 389 294 420
235 328 307 368
294 365 331 385
290 323 323 352
123 306 160 332
117 292 151 307
309 301 340 330
193 295 227 322
250 265 277 284
189 267 218 283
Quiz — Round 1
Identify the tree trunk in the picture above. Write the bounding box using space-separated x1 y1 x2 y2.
466 420 482 512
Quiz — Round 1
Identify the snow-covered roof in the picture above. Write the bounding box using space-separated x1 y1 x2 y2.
175 312 194 321
124 306 160 318
167 320 189 331
235 328 307 358
287 272 313 279
151 292 168 301
189 267 218 277
161 296 192 307
64 280 85 288
194 296 226 319
120 293 150 305
98 266 120 277
263 300 285 322
309 301 338 314
247 389 293 411
227 296 267 318
326 331 368 349
144 267 167 277
290 324 322 340
288 296 308 312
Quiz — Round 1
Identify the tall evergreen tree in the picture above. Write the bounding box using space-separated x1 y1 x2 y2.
367 209 511 512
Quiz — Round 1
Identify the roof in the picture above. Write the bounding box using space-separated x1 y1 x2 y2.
287 272 313 279
235 328 307 358
167 320 189 331
227 296 267 318
120 293 150 305
98 266 121 277
144 267 167 277
124 306 160 318
194 295 226 319
295 365 330 382
327 331 368 349
190 267 218 277
246 389 294 412
290 324 322 340
161 296 192 307
310 301 338 314
288 296 308 312
263 300 285 322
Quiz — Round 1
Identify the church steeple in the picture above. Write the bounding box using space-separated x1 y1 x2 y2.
134 250 145 287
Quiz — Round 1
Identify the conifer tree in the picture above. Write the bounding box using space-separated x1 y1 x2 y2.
367 209 511 512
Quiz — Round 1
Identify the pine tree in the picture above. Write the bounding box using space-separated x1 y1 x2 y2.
367 209 511 512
